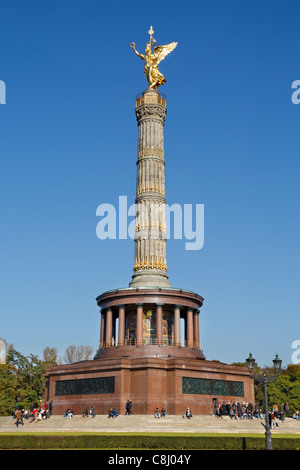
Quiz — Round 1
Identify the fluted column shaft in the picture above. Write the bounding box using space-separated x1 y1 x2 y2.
187 308 194 347
156 304 163 345
194 310 200 349
105 308 113 347
118 305 125 346
174 305 181 346
136 304 143 346
100 311 105 348
130 88 171 288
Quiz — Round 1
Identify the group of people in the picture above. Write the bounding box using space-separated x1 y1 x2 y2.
213 400 290 422
14 400 52 426
13 398 299 424
81 407 96 418
270 403 290 419
154 407 166 418
108 408 119 418
62 403 128 418
63 407 96 418
64 408 74 418
214 401 257 419
183 408 193 419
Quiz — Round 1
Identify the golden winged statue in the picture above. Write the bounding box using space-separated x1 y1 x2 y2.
130 26 177 89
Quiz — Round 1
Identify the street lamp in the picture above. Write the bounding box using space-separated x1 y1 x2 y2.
246 352 255 370
272 354 282 373
246 353 282 451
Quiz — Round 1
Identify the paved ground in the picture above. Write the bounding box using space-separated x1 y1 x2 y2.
1 414 300 434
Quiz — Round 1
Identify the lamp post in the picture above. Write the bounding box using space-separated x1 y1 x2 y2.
246 353 282 451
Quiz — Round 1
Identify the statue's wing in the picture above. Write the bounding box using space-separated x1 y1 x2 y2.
154 42 178 65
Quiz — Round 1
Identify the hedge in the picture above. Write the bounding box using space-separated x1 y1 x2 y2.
0 433 300 450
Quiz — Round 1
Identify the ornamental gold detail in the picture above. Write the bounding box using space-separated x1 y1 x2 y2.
136 185 165 196
135 223 167 232
130 26 177 90
133 256 167 272
138 147 164 159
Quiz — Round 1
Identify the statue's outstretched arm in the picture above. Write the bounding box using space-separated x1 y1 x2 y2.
130 42 144 60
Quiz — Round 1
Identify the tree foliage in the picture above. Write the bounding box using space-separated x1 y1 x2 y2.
62 345 93 364
264 364 300 412
0 343 94 415
232 361 300 413
0 348 49 415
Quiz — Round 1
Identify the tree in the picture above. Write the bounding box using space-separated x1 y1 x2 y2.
0 361 18 415
0 344 95 415
43 346 58 366
0 349 48 415
252 364 300 414
62 345 94 364
232 361 300 414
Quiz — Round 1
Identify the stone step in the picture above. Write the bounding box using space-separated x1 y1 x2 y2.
0 414 299 434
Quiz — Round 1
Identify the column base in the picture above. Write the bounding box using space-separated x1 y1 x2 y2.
129 269 171 288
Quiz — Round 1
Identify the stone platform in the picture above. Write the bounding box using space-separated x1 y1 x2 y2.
1 415 299 434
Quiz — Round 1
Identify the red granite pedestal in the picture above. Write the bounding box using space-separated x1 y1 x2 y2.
44 288 254 415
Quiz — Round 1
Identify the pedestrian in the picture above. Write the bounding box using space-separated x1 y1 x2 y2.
270 411 277 428
217 403 223 419
213 399 218 417
125 399 133 415
15 408 24 427
90 406 96 418
280 402 284 413
285 402 290 418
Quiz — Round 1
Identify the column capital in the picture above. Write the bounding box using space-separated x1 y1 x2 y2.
135 103 167 123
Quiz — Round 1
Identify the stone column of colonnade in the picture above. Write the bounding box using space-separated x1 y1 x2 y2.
99 305 201 349
129 88 171 288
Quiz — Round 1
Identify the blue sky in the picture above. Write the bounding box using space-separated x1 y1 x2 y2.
0 0 299 368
